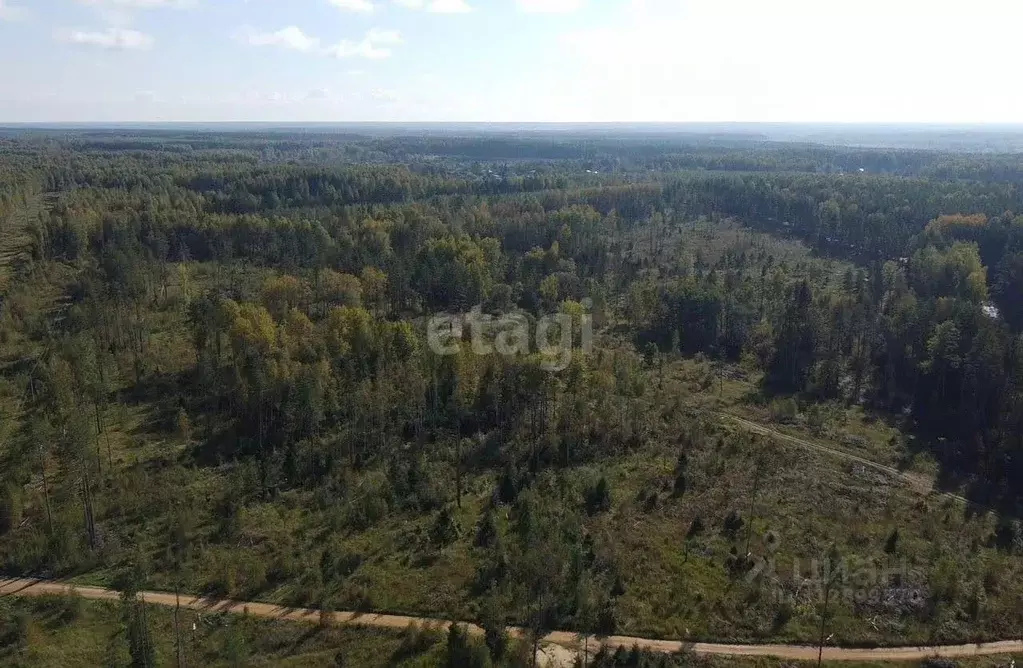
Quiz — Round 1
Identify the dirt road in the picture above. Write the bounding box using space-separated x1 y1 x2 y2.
2 578 1019 662
720 413 977 507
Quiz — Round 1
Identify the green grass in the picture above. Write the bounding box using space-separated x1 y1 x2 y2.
64 407 1020 647
1 249 1021 652
1 594 1019 667
0 593 448 662
6 343 1021 648
0 193 41 295
0 593 448 668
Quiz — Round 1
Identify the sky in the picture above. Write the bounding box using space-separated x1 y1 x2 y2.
1 0 1022 123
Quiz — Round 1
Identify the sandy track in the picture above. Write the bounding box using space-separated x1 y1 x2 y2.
2 578 1020 662
720 413 977 506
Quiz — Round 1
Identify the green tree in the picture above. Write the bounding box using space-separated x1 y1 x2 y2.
119 567 156 668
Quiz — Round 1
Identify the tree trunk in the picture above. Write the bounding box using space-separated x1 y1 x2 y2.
817 582 832 668
455 435 462 510
40 444 52 534
175 580 184 668
82 466 96 550
530 590 544 668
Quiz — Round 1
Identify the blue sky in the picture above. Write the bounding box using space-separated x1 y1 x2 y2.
1 0 1021 123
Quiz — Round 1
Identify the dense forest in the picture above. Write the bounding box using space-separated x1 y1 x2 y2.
1 129 1023 666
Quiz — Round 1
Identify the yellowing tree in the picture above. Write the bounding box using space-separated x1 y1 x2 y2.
316 269 362 315
262 275 311 321
360 267 389 316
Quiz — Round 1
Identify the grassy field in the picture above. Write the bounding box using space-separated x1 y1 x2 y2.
0 592 446 667
2 593 1020 667
0 193 40 295
1 221 1020 651
23 352 1016 647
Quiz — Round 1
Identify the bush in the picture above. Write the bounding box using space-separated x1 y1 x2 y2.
320 546 364 582
475 506 498 548
176 408 192 442
672 470 687 497
497 465 519 505
201 547 268 598
474 543 509 590
993 518 1022 553
222 622 248 667
431 506 460 547
346 487 390 532
34 591 83 625
341 582 375 612
483 625 508 662
394 622 443 661
446 623 492 668
772 600 794 631
885 528 900 554
610 572 626 597
770 398 798 424
597 599 619 636
0 606 32 649
929 557 962 604
237 551 269 594
0 484 22 535
920 659 959 668
585 476 612 515
723 510 744 539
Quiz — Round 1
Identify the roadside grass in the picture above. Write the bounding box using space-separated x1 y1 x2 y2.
55 408 1018 648
9 348 1020 647
598 433 1021 645
0 593 443 667
1 258 1020 650
1 594 1019 667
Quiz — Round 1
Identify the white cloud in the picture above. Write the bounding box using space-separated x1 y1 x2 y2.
394 0 471 12
239 26 402 60
365 28 401 44
328 0 374 12
59 27 155 49
429 0 471 12
324 28 402 59
371 88 400 102
75 0 197 8
517 0 582 12
238 25 321 52
74 0 196 27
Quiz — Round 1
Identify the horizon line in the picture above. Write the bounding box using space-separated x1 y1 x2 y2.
4 121 1023 127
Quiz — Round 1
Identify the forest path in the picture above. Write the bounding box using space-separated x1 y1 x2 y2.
2 578 1020 662
719 413 977 508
